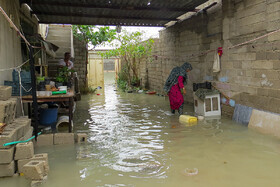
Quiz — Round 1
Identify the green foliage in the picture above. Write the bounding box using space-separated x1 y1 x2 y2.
116 66 129 91
131 76 140 87
72 25 117 48
100 30 154 59
56 67 75 83
117 79 127 91
100 30 154 87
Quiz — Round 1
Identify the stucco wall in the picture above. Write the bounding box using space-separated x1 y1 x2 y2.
0 1 38 84
140 0 280 116
0 0 22 84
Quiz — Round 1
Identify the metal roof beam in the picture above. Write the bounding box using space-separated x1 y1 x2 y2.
38 20 165 27
22 1 199 12
33 12 178 22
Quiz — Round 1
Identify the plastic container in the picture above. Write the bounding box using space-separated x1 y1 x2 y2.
58 86 67 91
37 91 52 96
193 92 221 117
56 115 73 132
52 90 67 95
39 107 58 126
179 115 198 123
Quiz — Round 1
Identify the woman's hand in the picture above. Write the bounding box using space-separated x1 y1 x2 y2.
183 88 186 95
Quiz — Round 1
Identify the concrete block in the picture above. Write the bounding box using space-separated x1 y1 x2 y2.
17 158 32 173
8 99 17 123
14 116 31 135
257 88 269 97
31 175 48 187
0 86 12 101
54 133 74 145
0 146 14 164
6 124 23 140
23 161 46 180
273 61 280 70
0 161 15 177
32 154 49 173
17 153 49 174
268 30 280 41
0 128 17 149
0 100 10 123
249 109 280 138
75 133 87 143
14 142 34 160
268 89 280 99
266 52 280 60
33 134 54 147
0 98 17 124
252 60 274 70
19 126 33 141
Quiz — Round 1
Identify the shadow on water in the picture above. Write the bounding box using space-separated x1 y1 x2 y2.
1 72 280 187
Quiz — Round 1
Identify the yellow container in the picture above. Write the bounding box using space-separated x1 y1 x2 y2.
179 115 198 124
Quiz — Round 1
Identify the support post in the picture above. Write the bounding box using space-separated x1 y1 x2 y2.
29 46 39 140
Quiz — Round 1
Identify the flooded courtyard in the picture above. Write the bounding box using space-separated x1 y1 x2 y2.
1 72 280 187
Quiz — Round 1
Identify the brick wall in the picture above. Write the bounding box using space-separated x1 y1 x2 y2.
139 0 280 115
73 37 87 89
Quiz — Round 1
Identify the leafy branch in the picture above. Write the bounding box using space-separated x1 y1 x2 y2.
100 30 154 86
72 25 117 49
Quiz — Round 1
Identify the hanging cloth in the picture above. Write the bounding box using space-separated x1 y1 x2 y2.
213 48 221 73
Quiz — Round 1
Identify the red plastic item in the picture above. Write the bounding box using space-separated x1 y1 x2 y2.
218 47 223 56
146 91 156 95
97 94 100 95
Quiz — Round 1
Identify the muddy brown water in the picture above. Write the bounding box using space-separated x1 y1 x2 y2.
1 72 280 187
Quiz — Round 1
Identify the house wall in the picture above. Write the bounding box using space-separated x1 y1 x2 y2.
46 24 73 78
73 37 87 88
46 25 88 89
0 0 37 84
139 0 280 117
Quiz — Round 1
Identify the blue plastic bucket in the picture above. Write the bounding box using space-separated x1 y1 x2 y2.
39 107 58 126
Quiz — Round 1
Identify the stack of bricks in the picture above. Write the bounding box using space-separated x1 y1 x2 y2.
15 142 49 185
33 132 87 147
0 86 33 177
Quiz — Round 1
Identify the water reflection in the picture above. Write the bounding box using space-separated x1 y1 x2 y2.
85 84 167 178
2 72 280 187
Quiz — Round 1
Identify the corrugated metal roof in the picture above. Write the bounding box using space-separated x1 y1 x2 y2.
20 0 209 27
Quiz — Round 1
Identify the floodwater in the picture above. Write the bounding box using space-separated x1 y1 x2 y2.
1 72 280 187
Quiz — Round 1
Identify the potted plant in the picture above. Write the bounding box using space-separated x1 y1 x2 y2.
55 67 75 88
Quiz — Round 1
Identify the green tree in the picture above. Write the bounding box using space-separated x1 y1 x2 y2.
101 30 154 86
72 25 116 89
72 25 116 49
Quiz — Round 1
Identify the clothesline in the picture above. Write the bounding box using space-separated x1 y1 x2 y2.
0 49 41 115
153 27 280 61
0 50 41 72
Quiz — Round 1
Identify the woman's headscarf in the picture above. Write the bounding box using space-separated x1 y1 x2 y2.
163 62 192 93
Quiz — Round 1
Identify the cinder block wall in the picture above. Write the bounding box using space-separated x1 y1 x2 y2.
73 37 87 89
140 0 280 115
